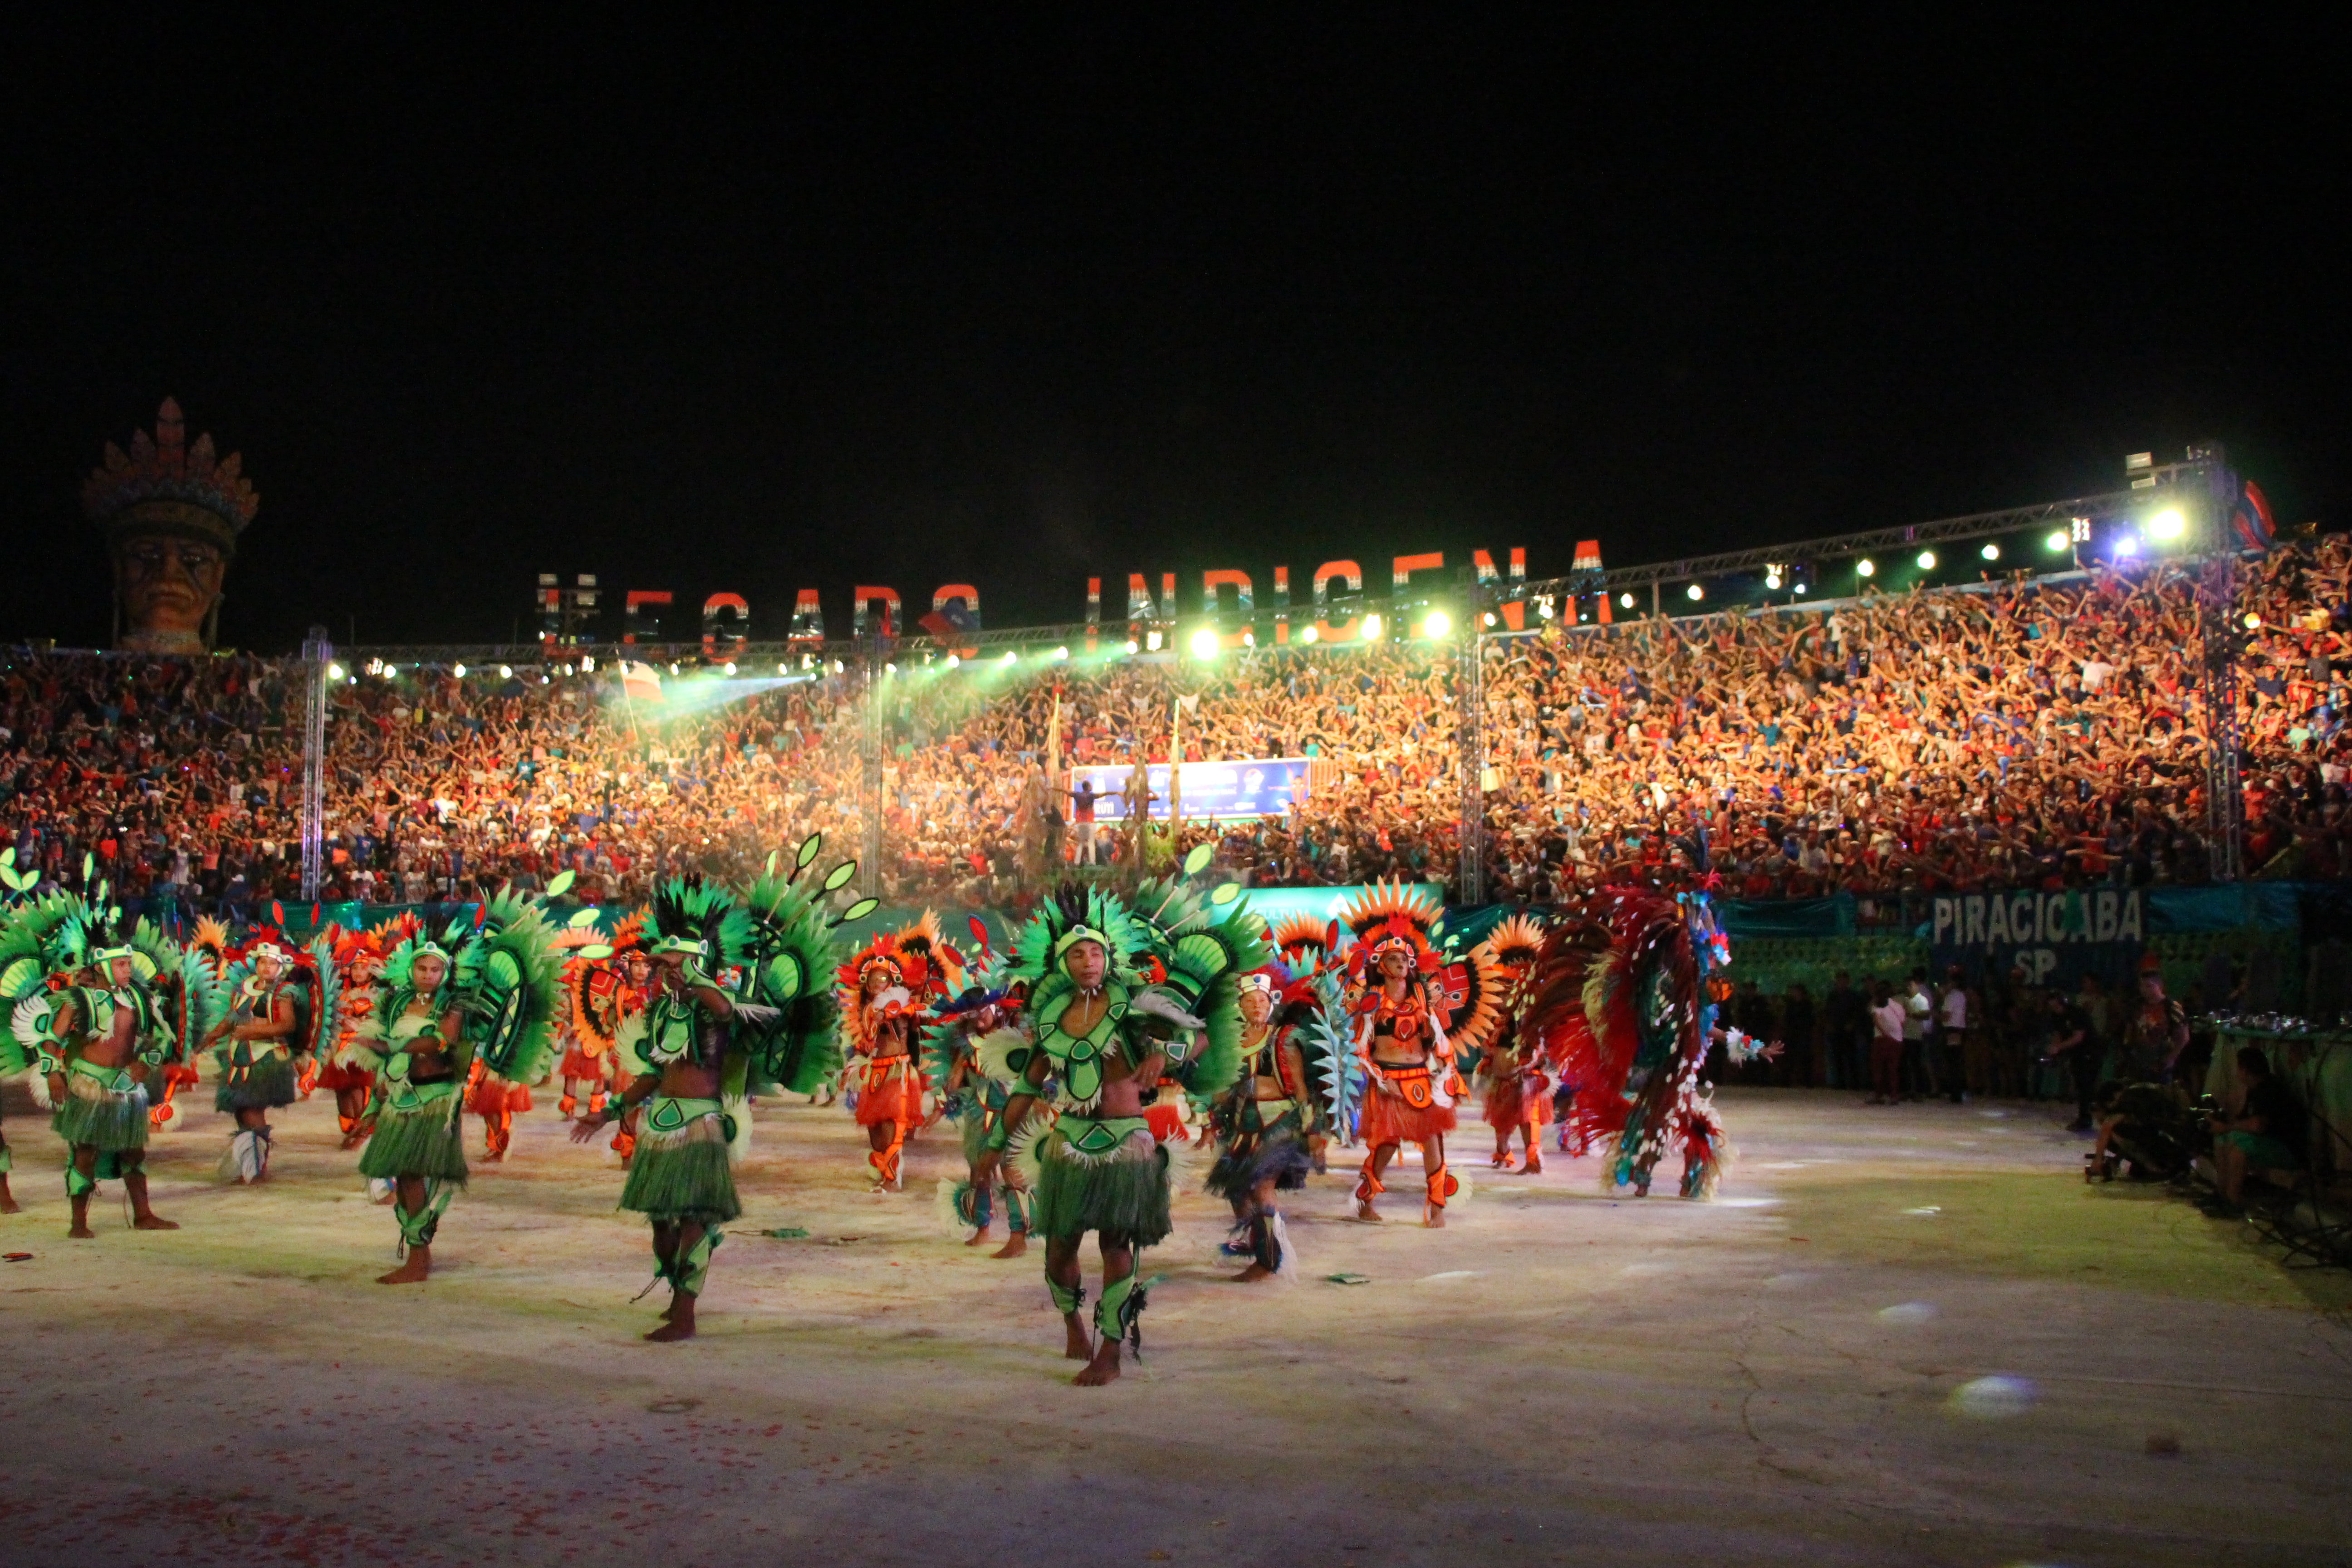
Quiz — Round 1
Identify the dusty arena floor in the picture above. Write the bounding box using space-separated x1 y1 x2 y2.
1 1085 2347 1568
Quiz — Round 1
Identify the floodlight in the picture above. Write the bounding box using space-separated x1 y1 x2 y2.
1000 651 1017 666
1482 611 1498 627
1686 583 1704 601
1361 613 1383 640
2046 530 2070 552
1855 559 1876 578
499 664 513 677
1124 639 1139 653
2149 507 2185 540
1916 550 1936 570
1619 592 1636 609
1422 610 1451 638
2244 612 2263 630
1980 543 2000 561
1146 630 1163 651
1765 570 1781 589
326 663 344 681
723 662 736 675
1190 627 1219 658
1300 626 1319 644
2112 536 2141 558
1055 646 1070 660
453 663 467 678
946 654 960 668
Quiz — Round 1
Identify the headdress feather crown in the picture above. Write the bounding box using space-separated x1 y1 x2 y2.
82 398 259 552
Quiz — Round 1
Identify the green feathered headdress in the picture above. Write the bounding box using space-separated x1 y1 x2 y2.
459 889 564 1084
0 890 84 1004
730 866 848 1093
1128 877 1269 1100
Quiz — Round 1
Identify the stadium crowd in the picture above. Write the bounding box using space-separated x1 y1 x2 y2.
5 539 2351 914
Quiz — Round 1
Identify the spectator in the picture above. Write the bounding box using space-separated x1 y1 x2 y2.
2204 1045 2308 1215
1867 981 1906 1105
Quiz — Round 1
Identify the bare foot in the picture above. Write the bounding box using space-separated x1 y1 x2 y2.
1231 1262 1272 1283
1355 1200 1382 1221
0 1192 20 1215
1425 1206 1446 1228
1519 1158 1543 1176
1072 1345 1122 1386
132 1214 179 1230
643 1318 697 1342
68 1222 96 1240
1063 1319 1094 1362
376 1252 431 1285
964 1227 993 1247
992 1234 1029 1259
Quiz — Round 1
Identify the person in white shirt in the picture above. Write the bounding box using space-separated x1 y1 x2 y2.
1936 967 1970 1104
1902 972 1934 1100
1867 982 1906 1105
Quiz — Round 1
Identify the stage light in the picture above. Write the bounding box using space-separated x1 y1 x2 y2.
779 662 790 674
1146 630 1163 652
1535 600 1553 621
668 662 680 675
1980 543 2000 561
1242 629 1255 647
1482 611 1498 627
326 663 344 681
1793 583 1808 595
723 662 737 675
1000 651 1018 666
885 662 897 675
2046 530 2070 552
582 656 596 672
1619 592 1636 609
1423 610 1451 638
1855 559 1876 578
1300 626 1319 645
1361 613 1383 640
833 659 845 673
1916 550 1936 570
1124 638 1140 654
1765 570 1781 589
497 664 512 677
1685 583 1704 601
2244 612 2263 630
1054 646 1069 661
453 663 467 678
2149 506 2185 540
1190 627 1220 658
946 654 960 668
2113 535 2141 558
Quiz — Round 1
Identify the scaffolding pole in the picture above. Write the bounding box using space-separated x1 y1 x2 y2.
2197 555 2246 882
1456 582 1488 904
299 625 333 901
860 619 886 899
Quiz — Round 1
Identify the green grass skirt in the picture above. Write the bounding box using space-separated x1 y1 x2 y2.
216 1051 299 1112
357 1102 470 1184
1033 1144 1171 1244
620 1137 741 1226
53 1088 150 1153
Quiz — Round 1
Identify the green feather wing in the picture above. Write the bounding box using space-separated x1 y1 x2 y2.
461 890 564 1084
730 873 845 1094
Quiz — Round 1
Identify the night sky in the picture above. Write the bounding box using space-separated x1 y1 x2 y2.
4 15 2342 654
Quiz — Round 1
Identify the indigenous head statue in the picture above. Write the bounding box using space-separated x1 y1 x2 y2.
81 397 259 654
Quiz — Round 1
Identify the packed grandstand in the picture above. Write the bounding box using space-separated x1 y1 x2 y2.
5 536 2347 915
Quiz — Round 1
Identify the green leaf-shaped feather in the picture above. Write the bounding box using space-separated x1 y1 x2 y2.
1183 843 1215 876
823 861 858 892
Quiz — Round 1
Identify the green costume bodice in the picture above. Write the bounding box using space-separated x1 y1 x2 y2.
1031 980 1149 1107
59 984 169 1067
376 990 464 1113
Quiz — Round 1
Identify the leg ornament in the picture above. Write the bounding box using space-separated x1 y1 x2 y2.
65 1163 95 1199
1424 1163 1458 1210
1354 1159 1386 1205
397 1178 456 1251
664 1226 723 1297
1093 1271 1156 1357
1046 1274 1084 1318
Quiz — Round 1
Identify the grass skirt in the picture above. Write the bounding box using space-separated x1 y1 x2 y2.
620 1117 741 1226
1483 1078 1553 1130
1033 1128 1171 1245
1205 1114 1313 1201
216 1051 298 1112
315 1061 375 1093
853 1061 924 1128
358 1102 470 1183
1359 1089 1455 1147
959 1106 990 1165
54 1083 151 1153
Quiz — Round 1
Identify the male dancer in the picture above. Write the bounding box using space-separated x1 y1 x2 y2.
1205 969 1317 1281
974 930 1177 1385
42 946 180 1236
211 940 304 1184
573 931 742 1342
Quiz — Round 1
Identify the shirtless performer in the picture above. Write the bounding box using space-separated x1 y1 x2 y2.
974 932 1176 1385
44 947 181 1237
572 933 742 1342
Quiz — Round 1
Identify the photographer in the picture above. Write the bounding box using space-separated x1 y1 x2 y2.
2203 1045 2308 1218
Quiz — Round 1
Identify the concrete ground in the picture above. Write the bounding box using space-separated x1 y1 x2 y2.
0 1083 2347 1568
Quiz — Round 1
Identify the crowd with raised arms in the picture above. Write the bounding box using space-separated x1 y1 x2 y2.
6 539 2352 909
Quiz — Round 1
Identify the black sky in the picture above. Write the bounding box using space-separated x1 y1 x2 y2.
4 15 2344 653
